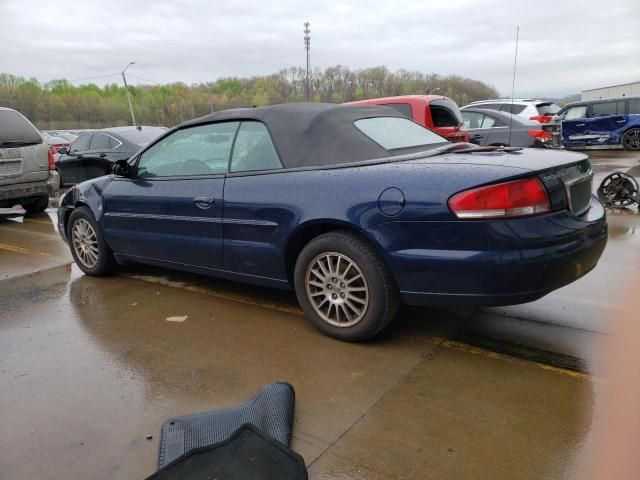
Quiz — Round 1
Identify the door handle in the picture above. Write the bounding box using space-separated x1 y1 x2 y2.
576 124 585 127
193 196 214 209
99 153 107 158
616 120 626 123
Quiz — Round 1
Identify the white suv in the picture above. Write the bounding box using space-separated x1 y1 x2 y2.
461 99 561 123
0 107 59 213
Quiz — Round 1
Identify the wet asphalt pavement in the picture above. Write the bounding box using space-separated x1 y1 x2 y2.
0 150 639 479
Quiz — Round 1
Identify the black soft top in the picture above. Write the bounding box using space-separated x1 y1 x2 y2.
181 103 406 169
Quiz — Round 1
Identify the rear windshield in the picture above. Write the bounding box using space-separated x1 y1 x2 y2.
354 117 447 151
536 103 561 115
429 99 463 127
117 127 167 147
0 109 43 147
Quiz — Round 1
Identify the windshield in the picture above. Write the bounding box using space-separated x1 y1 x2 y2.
354 117 448 152
0 109 43 146
117 127 167 147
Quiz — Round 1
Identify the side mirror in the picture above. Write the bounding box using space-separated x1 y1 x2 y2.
111 159 132 177
57 146 68 155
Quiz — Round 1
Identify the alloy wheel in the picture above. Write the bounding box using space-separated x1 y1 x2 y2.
623 129 640 151
71 218 99 268
305 252 369 327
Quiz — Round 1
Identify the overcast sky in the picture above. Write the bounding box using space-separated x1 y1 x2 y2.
1 0 638 97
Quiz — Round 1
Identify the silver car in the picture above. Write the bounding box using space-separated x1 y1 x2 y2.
0 107 59 213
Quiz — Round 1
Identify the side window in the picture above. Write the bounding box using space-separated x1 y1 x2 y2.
591 102 618 117
230 122 282 173
501 104 526 114
462 112 484 129
70 134 92 153
628 99 640 115
472 103 501 111
480 115 497 128
137 122 239 178
382 103 413 118
89 133 112 151
564 106 588 120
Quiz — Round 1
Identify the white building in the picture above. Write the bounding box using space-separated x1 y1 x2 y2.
582 81 640 101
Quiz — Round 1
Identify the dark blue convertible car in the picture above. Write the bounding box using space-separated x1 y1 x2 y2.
58 103 607 341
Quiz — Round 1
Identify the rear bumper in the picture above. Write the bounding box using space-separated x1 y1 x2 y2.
0 171 59 201
368 197 608 306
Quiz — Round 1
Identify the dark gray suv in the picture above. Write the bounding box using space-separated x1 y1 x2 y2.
0 107 59 212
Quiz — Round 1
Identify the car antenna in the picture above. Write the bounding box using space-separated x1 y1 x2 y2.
508 25 519 148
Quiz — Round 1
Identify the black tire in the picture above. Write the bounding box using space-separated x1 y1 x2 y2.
21 195 49 214
67 206 117 276
294 230 399 341
622 128 640 151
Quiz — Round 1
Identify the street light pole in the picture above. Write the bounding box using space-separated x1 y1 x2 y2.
304 22 311 102
121 61 137 126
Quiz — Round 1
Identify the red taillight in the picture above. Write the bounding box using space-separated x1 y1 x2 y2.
48 149 55 170
448 177 551 219
529 115 552 124
528 129 553 142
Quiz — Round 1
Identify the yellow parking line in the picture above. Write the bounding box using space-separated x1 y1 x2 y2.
22 218 54 226
0 242 54 258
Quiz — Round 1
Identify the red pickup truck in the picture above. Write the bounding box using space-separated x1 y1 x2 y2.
346 95 469 143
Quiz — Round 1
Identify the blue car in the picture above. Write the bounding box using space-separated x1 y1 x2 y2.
58 104 607 341
558 96 640 150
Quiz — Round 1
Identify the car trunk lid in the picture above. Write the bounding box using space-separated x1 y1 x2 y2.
401 148 593 214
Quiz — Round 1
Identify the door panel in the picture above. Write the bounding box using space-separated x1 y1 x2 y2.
587 115 628 145
60 133 92 184
561 106 590 146
100 122 240 269
102 177 225 268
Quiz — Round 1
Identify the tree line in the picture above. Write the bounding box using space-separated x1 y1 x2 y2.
0 66 500 130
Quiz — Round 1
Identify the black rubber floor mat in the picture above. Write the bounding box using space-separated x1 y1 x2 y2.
157 382 295 468
147 424 307 480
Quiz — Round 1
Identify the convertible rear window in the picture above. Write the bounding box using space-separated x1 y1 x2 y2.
354 117 446 151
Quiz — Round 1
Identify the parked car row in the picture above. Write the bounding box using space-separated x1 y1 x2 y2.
55 126 167 186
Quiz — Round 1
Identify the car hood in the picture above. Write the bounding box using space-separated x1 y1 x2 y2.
402 148 587 173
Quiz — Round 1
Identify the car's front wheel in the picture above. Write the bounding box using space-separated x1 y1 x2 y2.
294 230 399 341
622 128 640 151
67 207 117 276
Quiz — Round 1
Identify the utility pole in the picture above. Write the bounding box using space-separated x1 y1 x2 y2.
121 61 137 126
304 22 311 102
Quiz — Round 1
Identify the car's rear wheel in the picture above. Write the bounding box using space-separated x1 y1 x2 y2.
67 207 117 276
622 128 640 151
294 230 398 341
21 195 49 214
